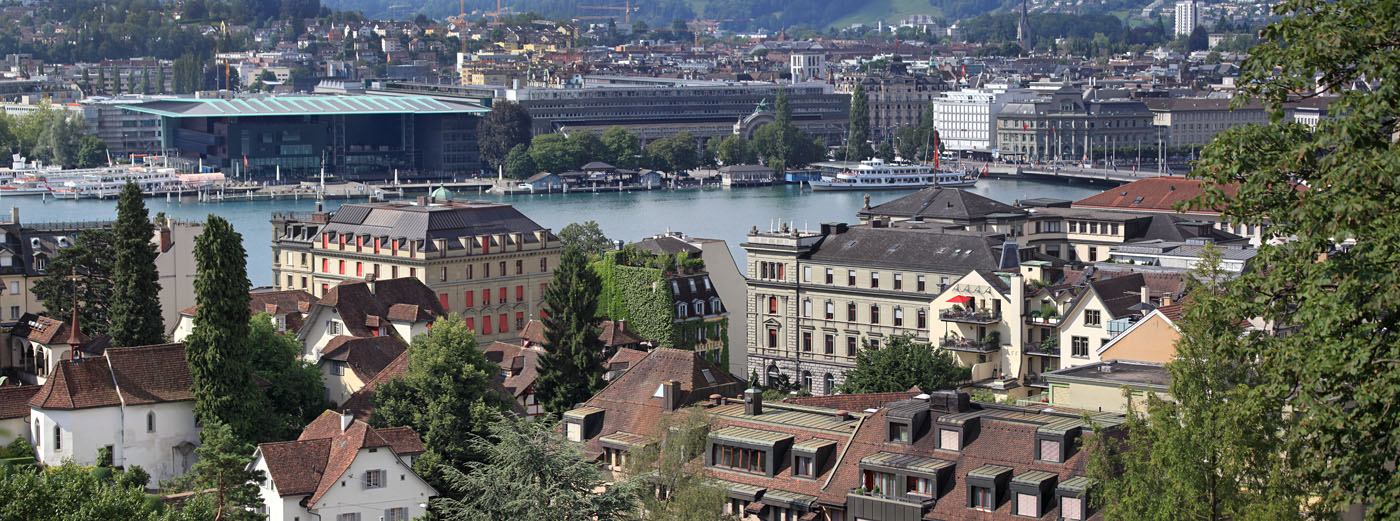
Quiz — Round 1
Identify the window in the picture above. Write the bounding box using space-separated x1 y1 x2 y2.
825 268 833 284
484 263 490 278
909 476 934 496
53 426 61 451
870 272 880 288
802 299 812 317
917 275 926 292
439 294 450 311
338 260 345 275
864 470 896 495
1085 310 1101 326
847 270 856 286
825 301 834 320
516 285 524 302
802 371 812 392
824 373 834 393
795 455 813 477
499 262 506 277
972 486 995 510
1072 336 1089 358
894 273 903 290
917 309 927 329
146 412 156 433
540 258 548 272
767 329 778 348
384 508 409 521
847 302 857 321
499 314 508 333
888 422 910 443
1061 496 1085 520
802 332 812 352
714 444 766 473
1088 247 1098 262
940 429 960 451
1040 439 1063 463
869 305 880 325
516 260 523 274
1017 493 1040 516
322 259 329 272
768 297 778 314
824 334 834 354
336 514 361 521
499 287 507 304
893 308 903 327
329 361 345 376
847 337 857 356
9 306 18 320
803 266 811 282
9 281 18 294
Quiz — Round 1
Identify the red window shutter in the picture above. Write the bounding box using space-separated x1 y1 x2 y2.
466 292 474 307
374 238 381 253
483 288 490 302
465 317 475 331
499 314 508 332
321 259 328 272
439 294 450 311
778 264 784 279
322 234 328 248
500 286 507 303
483 319 492 335
392 240 398 254
515 312 524 328
338 260 345 275
356 262 363 277
515 285 523 302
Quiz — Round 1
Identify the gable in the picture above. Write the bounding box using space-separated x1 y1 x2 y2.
1097 312 1179 364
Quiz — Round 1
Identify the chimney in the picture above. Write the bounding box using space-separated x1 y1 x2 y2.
661 380 680 412
315 202 324 213
618 319 626 332
8 206 17 224
999 240 1021 270
340 410 353 431
743 388 762 416
159 227 173 253
834 410 850 421
1140 285 1150 304
417 195 428 206
709 393 724 407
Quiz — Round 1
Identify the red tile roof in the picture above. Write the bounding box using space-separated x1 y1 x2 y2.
180 289 318 318
317 278 445 337
780 389 922 411
0 386 41 420
29 344 196 410
28 357 121 410
283 410 428 507
12 314 85 345
321 336 408 383
339 350 410 419
1073 177 1223 216
481 341 540 398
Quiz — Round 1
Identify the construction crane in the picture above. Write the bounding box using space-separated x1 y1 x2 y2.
579 1 640 25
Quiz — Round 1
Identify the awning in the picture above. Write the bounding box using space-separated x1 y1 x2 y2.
947 295 973 304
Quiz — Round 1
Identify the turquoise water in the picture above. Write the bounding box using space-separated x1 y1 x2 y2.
4 179 1102 286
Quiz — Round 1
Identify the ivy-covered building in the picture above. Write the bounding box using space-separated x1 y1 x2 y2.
593 246 731 370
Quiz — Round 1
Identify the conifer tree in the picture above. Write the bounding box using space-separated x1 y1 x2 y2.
185 216 264 443
96 67 106 95
534 245 607 414
846 83 874 160
109 181 164 347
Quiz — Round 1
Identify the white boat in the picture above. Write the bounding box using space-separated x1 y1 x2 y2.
807 159 978 191
0 177 53 195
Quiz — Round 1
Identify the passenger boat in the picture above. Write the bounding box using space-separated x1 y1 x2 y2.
807 159 978 191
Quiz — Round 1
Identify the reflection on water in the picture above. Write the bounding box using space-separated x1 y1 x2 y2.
4 179 1103 285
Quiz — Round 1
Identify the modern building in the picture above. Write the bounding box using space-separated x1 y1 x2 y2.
250 410 435 521
374 79 850 147
994 84 1154 162
836 63 948 140
932 85 1039 157
742 220 1019 395
270 197 560 344
1174 0 1199 37
1144 98 1268 147
119 95 488 181
78 97 166 158
790 54 826 83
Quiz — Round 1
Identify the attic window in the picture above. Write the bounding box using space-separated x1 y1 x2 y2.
653 383 666 398
702 369 716 384
1132 196 1144 204
846 241 857 248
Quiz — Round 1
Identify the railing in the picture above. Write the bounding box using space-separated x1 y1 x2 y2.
1026 374 1049 388
1024 341 1060 357
847 489 936 508
1024 315 1063 326
939 337 998 353
939 309 1001 324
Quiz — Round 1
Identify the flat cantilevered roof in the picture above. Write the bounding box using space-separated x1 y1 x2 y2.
118 95 488 118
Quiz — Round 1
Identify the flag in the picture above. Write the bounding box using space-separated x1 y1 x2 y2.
243 155 248 167
1022 123 1028 130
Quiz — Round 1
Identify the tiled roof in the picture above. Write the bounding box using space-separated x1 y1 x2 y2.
182 289 319 319
481 341 540 398
11 313 86 345
598 320 648 347
321 336 408 383
632 235 701 256
859 188 1023 222
804 226 1004 273
606 348 649 373
259 411 429 505
0 386 41 419
1089 273 1148 318
1073 177 1224 215
318 200 552 247
339 350 410 419
257 438 332 496
520 319 546 345
1156 303 1183 322
105 344 195 405
780 389 921 411
317 278 445 337
28 357 121 410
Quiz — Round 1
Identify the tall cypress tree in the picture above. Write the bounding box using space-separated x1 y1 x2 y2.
109 181 164 347
186 216 263 443
534 245 607 414
96 67 106 95
846 83 874 161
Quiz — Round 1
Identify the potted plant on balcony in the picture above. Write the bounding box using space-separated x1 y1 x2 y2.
982 331 1001 346
950 304 964 313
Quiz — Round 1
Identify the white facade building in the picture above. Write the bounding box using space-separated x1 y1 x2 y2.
27 344 200 486
1175 0 1199 37
790 54 826 83
932 85 1038 155
251 411 435 521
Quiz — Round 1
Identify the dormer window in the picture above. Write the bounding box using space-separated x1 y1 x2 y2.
888 422 910 443
1037 418 1084 463
688 279 697 293
694 300 705 316
677 302 688 317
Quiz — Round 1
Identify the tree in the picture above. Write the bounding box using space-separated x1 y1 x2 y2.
96 66 107 95
601 126 641 169
846 83 874 160
700 136 721 168
837 335 969 394
80 68 91 93
0 463 167 521
1180 0 1400 515
503 143 537 179
247 312 330 440
644 131 699 173
156 67 165 94
108 182 164 348
186 215 264 444
534 245 607 414
715 135 757 166
530 133 580 174
1087 247 1304 521
171 54 202 94
75 135 107 168
177 422 265 521
32 230 115 335
567 130 604 167
140 67 151 94
876 141 896 162
557 221 611 257
434 414 637 521
623 407 726 521
477 101 533 171
370 314 512 490
1187 25 1209 52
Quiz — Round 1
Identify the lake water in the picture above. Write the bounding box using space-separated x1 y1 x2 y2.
4 179 1102 286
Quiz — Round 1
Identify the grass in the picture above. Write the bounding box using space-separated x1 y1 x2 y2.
827 0 942 29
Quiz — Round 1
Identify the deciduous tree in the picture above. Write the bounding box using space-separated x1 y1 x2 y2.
557 221 612 257
601 126 641 169
504 143 536 179
624 407 726 521
109 181 164 347
535 245 607 414
530 133 580 174
478 101 533 172
247 312 330 440
837 335 969 394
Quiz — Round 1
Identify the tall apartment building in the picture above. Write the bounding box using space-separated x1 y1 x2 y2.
269 195 560 344
932 85 1038 157
1174 0 1199 37
836 64 948 140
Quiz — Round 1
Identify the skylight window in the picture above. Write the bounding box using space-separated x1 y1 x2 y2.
653 383 666 398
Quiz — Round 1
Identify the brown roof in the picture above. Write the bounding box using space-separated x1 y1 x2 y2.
1093 269 1187 301
317 278 445 337
780 389 922 411
576 348 745 458
1089 273 1148 318
1073 177 1224 215
28 358 121 410
481 341 540 398
12 314 86 346
340 350 410 419
293 411 427 506
0 386 41 420
105 344 195 405
321 336 408 383
256 438 331 496
519 319 546 345
181 289 318 318
598 320 647 347
1156 303 1183 322
606 347 649 373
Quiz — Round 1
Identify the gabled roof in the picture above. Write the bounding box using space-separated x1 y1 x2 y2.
105 344 195 405
859 187 1024 222
313 278 445 338
598 320 647 347
632 235 701 256
0 386 41 420
1089 273 1148 319
11 313 85 346
1073 177 1223 215
481 341 540 398
321 336 408 383
257 410 429 505
340 350 410 419
29 357 121 410
804 226 1004 273
184 289 318 318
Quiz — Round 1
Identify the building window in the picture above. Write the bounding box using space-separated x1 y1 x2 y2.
847 302 857 321
917 309 927 329
53 426 61 451
909 476 934 496
803 299 812 317
540 258 548 272
893 307 903 327
824 373 834 393
869 305 880 325
146 412 156 433
802 332 812 352
338 260 345 275
516 260 523 275
1085 310 1101 326
894 273 902 290
825 301 834 319
870 272 879 288
1072 336 1089 357
825 268 833 284
917 275 926 292
768 329 778 348
9 306 18 320
1088 247 1098 262
1061 496 1085 520
864 470 896 495
336 514 361 521
824 334 834 354
1017 493 1039 516
1040 439 1063 463
384 508 409 521
847 337 857 356
329 361 345 376
795 455 813 477
848 270 856 286
715 444 766 473
971 486 995 510
802 371 812 392
768 297 778 314
940 429 960 451
888 422 909 443
803 266 811 282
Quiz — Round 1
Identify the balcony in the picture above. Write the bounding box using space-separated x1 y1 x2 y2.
1026 374 1049 389
940 309 1001 324
1024 315 1063 326
846 489 935 520
1024 341 1060 357
939 337 999 354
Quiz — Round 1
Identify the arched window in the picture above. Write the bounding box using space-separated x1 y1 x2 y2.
766 365 781 387
676 302 688 317
711 297 722 313
694 299 705 316
824 373 835 394
146 411 156 433
802 371 812 392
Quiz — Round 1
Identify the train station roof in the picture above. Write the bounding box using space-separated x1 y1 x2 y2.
119 95 487 118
